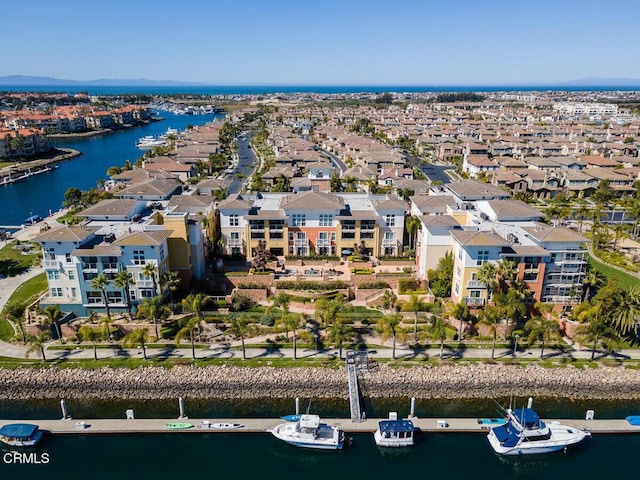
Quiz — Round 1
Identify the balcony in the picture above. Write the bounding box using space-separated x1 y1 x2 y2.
316 238 331 248
360 232 374 240
294 238 309 248
136 280 155 288
43 259 61 270
382 238 396 247
101 262 118 272
82 263 98 272
465 297 485 307
227 238 242 247
466 280 486 289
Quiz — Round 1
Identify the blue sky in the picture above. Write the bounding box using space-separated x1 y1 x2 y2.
3 0 640 85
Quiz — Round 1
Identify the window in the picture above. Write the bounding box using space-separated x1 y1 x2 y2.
70 287 77 299
319 214 333 227
67 270 75 280
65 253 72 263
476 250 489 266
133 250 145 265
50 287 63 298
229 214 239 226
45 248 55 260
292 214 306 227
47 270 60 280
458 247 463 260
87 292 102 304
385 215 395 227
331 232 336 241
141 290 154 298
159 244 165 261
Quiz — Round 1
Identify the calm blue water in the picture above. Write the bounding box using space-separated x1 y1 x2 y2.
0 112 221 226
3 432 639 480
1 84 639 95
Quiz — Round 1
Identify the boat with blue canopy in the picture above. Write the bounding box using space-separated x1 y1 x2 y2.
487 398 590 455
0 423 44 447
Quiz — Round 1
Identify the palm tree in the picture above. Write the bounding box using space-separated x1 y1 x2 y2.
228 315 256 360
327 318 354 360
495 258 517 293
91 274 112 319
114 270 134 320
428 315 448 360
279 313 303 359
270 293 291 333
142 262 159 297
624 197 640 239
524 315 560 359
43 305 64 340
376 314 404 360
162 271 181 312
175 316 200 359
582 269 604 301
404 293 424 343
25 331 50 361
315 296 343 326
476 262 498 303
445 301 470 342
78 325 102 360
405 215 421 251
478 305 502 359
138 296 167 340
5 303 26 343
575 203 591 233
99 315 114 339
612 286 640 336
495 285 527 338
611 223 629 250
122 328 150 360
182 293 208 342
576 302 618 360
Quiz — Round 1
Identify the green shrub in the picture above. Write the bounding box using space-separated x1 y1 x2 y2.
276 280 347 291
358 281 391 289
237 282 264 290
398 278 419 293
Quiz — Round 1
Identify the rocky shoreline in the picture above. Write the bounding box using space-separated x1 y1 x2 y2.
1 364 639 401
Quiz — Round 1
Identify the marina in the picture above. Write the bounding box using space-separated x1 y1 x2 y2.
4 415 640 436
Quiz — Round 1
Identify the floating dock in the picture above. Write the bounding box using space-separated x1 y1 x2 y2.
3 417 640 435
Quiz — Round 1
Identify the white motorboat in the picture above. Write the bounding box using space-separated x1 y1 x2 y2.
487 398 590 455
211 423 243 430
0 423 44 447
269 414 344 450
136 135 168 150
374 412 414 448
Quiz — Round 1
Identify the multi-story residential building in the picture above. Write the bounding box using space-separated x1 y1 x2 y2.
217 191 406 258
35 225 172 316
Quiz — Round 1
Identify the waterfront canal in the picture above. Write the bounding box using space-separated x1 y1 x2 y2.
0 112 221 227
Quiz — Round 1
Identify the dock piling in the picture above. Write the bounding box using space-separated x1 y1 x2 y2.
409 397 416 419
295 397 300 415
60 399 71 420
178 397 187 419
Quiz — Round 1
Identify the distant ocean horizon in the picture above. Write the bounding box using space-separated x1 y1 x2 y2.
1 84 639 96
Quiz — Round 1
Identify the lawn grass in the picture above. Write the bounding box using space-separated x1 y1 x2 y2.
0 273 48 341
588 254 639 289
0 241 41 277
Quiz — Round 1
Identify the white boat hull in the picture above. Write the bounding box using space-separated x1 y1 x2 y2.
374 430 414 448
0 430 43 447
269 421 343 450
488 424 590 455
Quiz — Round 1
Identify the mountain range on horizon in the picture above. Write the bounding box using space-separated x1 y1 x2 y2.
0 75 204 87
1 75 640 87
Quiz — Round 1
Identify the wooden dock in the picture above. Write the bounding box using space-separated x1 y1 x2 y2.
3 417 640 435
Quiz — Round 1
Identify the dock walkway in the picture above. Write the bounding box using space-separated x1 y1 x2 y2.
4 417 640 435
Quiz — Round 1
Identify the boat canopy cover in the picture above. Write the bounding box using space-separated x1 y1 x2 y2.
512 408 541 428
299 415 321 429
378 420 414 433
491 423 520 448
0 423 39 438
626 416 640 425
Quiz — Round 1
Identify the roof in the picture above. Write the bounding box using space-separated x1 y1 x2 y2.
113 229 173 246
420 214 460 227
73 245 121 257
33 225 99 243
79 199 139 218
0 423 39 438
451 230 508 247
279 190 345 211
485 200 544 220
446 179 511 200
522 222 588 243
378 419 414 433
